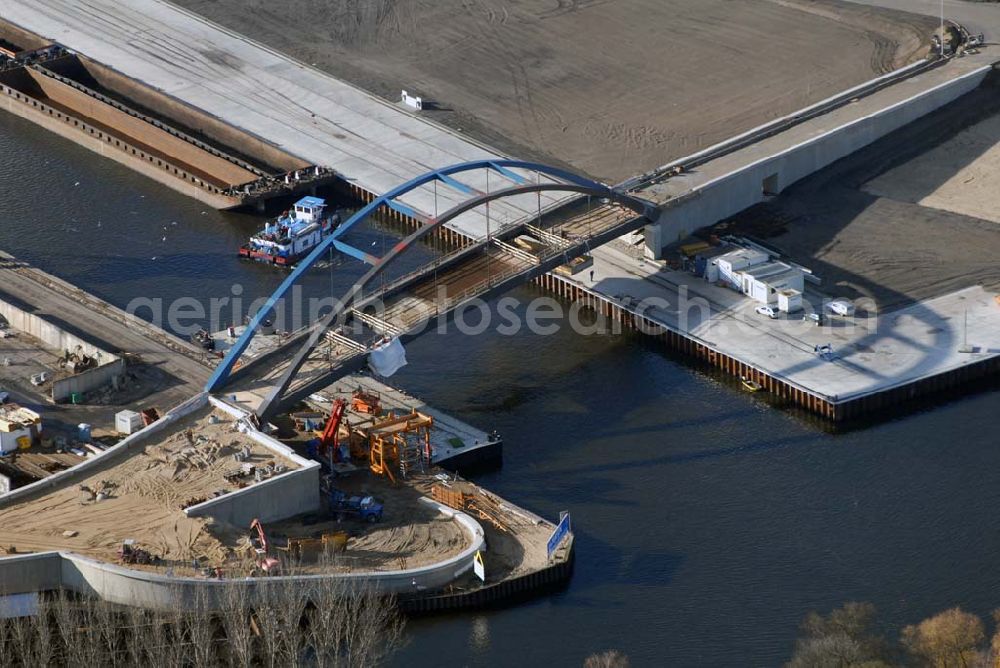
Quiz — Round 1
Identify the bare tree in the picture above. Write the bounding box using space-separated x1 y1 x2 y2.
584 650 631 668
0 578 405 666
122 602 149 666
32 596 55 667
188 584 218 668
254 581 287 668
52 589 85 666
165 602 194 668
277 578 310 664
8 614 38 666
220 582 255 668
789 601 892 667
0 611 10 664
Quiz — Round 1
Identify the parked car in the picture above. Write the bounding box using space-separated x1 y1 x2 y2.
826 300 855 316
755 304 778 319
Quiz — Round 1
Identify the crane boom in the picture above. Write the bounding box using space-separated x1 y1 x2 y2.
319 398 346 459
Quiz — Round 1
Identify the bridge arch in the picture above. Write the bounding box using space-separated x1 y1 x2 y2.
206 160 657 416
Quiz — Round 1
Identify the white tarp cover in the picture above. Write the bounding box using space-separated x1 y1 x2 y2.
368 337 407 377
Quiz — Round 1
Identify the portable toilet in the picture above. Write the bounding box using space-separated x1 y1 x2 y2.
777 289 803 313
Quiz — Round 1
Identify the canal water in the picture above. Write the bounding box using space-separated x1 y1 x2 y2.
2 112 999 667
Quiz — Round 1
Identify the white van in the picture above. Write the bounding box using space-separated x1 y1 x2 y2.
826 300 855 317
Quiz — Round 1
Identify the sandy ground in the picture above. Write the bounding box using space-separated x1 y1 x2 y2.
172 0 933 182
0 406 481 579
863 113 1000 224
706 78 1000 309
0 406 295 571
251 471 473 574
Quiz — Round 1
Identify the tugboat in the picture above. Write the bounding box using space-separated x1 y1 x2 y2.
239 196 341 267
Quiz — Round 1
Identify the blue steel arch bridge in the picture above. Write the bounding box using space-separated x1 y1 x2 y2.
206 160 659 421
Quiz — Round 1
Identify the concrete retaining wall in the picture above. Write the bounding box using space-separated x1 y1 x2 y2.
183 396 321 525
0 498 484 609
0 553 62 597
0 297 114 361
652 65 994 247
0 293 123 402
51 357 126 402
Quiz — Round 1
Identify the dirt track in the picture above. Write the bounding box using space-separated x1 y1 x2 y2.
172 0 933 182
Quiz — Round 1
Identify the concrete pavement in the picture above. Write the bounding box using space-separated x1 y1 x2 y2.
0 0 571 240
585 244 1000 404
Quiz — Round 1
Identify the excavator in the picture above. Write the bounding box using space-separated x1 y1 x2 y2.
311 398 347 468
249 518 280 575
249 518 348 568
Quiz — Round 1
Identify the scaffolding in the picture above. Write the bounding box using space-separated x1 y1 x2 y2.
367 411 433 482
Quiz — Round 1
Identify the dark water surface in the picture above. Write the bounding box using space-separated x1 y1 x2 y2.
2 112 998 667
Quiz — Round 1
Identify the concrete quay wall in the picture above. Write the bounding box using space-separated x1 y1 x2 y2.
649 64 993 249
534 272 1000 422
0 499 484 610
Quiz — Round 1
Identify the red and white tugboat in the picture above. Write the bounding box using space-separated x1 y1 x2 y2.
239 196 341 267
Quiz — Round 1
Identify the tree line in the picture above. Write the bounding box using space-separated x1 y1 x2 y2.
789 601 1000 667
0 579 403 667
